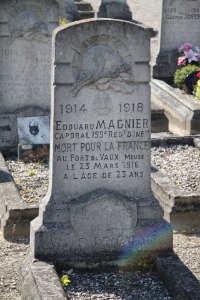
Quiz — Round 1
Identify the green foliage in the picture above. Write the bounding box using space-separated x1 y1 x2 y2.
174 65 200 89
136 262 155 271
196 88 200 99
59 17 68 26
194 79 200 100
27 170 37 176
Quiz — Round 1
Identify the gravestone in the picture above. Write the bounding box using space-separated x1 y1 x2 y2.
65 0 80 22
97 0 132 20
153 0 200 81
0 0 62 149
30 19 172 269
75 0 95 19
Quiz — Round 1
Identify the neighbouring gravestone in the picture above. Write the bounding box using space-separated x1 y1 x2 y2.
30 19 172 269
97 0 132 20
153 0 200 81
65 0 80 22
0 0 63 149
75 0 95 20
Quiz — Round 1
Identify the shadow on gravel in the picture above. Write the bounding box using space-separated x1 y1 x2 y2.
0 170 13 183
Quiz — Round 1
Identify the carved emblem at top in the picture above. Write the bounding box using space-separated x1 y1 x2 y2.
5 0 49 43
71 37 134 96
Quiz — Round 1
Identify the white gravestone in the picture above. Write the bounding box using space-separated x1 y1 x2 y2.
153 0 200 81
30 19 172 269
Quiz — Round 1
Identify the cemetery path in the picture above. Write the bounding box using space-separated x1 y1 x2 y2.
0 232 28 300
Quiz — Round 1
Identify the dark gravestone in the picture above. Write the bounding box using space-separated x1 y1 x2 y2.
184 71 199 94
65 0 80 22
98 0 132 21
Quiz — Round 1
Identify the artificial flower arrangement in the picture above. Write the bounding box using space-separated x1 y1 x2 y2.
194 72 200 99
174 42 200 100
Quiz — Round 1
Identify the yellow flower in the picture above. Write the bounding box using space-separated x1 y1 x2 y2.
61 275 71 286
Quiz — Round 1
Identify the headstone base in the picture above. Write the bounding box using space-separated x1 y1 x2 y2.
153 50 178 83
30 190 172 270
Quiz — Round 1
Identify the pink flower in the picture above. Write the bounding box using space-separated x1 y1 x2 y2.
179 42 193 52
177 57 187 66
183 42 193 52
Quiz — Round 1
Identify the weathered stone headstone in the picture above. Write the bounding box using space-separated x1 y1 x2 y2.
30 19 172 269
153 0 200 81
75 0 95 19
65 0 80 22
0 0 62 149
98 0 132 20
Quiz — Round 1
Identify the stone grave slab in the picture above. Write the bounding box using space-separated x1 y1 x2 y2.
151 78 200 135
0 152 38 239
30 19 172 269
153 0 200 81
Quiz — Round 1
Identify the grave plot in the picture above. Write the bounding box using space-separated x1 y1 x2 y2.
151 136 200 232
152 0 200 136
1 136 200 298
151 79 200 136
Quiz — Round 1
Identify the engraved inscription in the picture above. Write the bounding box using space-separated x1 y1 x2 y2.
163 0 200 20
52 25 151 200
54 100 150 182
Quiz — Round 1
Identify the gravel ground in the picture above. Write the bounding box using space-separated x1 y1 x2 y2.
0 233 28 300
152 145 200 192
7 159 49 203
61 271 172 300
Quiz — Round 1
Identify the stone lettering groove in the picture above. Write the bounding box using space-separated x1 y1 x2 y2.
30 19 172 268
